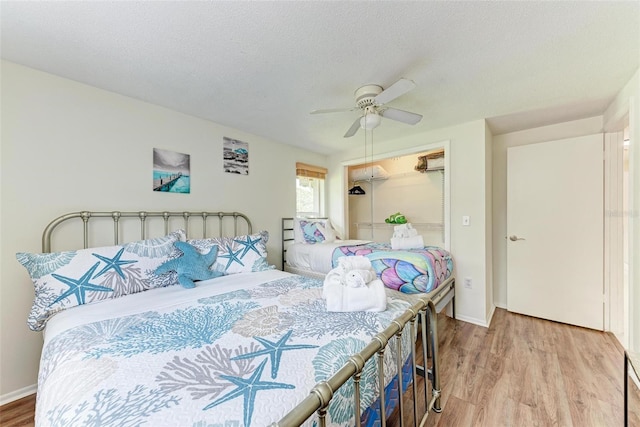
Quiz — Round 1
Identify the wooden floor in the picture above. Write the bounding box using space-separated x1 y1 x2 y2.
423 308 640 427
0 393 35 427
1 308 639 427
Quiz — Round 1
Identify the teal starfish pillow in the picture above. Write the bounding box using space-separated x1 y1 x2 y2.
17 230 187 331
155 241 224 289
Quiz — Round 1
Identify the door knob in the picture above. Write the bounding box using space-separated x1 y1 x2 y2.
509 235 525 241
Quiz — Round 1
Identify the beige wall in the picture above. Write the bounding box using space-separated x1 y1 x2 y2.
0 61 326 400
327 120 493 327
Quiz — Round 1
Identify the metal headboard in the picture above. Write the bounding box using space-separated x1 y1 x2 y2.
42 210 252 253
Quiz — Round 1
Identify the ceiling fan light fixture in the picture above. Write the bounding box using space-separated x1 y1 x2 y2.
312 78 420 137
360 113 382 130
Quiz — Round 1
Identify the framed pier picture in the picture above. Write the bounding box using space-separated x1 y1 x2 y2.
153 148 191 193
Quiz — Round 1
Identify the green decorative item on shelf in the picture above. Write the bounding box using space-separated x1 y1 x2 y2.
385 212 407 224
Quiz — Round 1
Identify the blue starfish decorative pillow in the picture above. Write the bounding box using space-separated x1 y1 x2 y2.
187 230 275 275
16 230 186 331
154 241 224 289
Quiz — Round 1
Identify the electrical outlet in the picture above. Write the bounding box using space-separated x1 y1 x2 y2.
464 277 472 289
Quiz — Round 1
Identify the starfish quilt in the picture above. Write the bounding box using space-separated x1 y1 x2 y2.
36 270 416 427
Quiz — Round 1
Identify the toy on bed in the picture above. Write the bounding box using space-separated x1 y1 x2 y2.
384 211 407 224
154 241 223 288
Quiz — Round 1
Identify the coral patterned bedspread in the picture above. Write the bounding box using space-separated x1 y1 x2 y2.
37 270 414 427
331 243 454 294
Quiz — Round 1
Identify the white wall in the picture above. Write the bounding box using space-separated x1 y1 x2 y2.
0 61 326 400
491 116 604 309
327 120 493 327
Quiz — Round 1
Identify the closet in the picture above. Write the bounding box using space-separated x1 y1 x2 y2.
347 149 445 246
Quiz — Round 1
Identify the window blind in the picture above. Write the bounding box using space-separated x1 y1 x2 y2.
296 162 327 179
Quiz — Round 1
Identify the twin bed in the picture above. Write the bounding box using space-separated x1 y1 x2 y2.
19 210 455 426
282 217 456 317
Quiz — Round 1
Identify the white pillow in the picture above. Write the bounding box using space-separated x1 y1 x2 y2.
318 222 337 243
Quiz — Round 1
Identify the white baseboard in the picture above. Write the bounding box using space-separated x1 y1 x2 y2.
486 304 496 326
452 303 496 328
0 384 36 406
454 313 491 328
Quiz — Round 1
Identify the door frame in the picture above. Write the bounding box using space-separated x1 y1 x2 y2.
604 129 629 341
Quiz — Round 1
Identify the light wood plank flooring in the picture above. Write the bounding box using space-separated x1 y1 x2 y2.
1 308 638 427
0 394 35 427
424 308 640 426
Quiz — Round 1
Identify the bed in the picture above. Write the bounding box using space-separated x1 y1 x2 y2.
282 217 456 317
18 210 446 426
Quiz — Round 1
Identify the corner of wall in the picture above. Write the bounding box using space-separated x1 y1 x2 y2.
484 121 494 323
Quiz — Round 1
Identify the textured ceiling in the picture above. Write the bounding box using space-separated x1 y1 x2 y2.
2 1 638 155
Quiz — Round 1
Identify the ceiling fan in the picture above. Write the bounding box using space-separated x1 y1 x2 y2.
311 78 423 138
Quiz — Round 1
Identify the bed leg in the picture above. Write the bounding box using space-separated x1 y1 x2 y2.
427 300 442 413
452 294 456 319
419 314 432 360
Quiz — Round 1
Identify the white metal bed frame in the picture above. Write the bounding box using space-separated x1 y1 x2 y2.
41 210 448 426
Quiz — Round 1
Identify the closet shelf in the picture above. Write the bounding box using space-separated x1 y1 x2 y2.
352 169 443 184
352 177 388 184
354 222 444 230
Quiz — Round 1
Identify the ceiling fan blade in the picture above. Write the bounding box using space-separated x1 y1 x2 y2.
381 107 423 125
311 107 357 114
344 117 362 138
374 78 416 105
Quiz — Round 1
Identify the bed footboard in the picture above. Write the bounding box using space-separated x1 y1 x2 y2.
270 291 443 426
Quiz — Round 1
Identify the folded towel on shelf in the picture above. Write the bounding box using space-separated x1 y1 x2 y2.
344 269 377 288
392 223 418 239
325 278 387 312
390 235 425 250
337 255 372 272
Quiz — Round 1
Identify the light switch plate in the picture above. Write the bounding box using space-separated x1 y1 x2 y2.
462 216 470 226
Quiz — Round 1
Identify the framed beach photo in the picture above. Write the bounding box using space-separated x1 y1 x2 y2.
223 137 249 175
153 148 190 193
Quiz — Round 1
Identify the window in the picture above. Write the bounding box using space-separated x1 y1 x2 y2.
296 162 327 217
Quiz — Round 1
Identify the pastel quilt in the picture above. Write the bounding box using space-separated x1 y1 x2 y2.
332 243 454 293
36 270 415 427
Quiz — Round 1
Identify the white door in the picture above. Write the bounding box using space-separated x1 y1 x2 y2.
507 134 604 330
